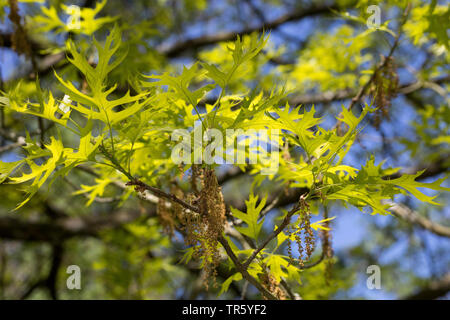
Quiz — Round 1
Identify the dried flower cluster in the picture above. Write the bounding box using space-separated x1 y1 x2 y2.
156 197 176 236
170 184 185 221
287 197 315 267
8 0 31 57
371 56 399 127
259 268 286 300
182 166 226 289
282 142 294 196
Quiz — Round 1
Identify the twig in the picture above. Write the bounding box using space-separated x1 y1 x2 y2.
243 197 304 269
240 281 249 300
280 278 297 300
0 137 25 154
387 201 450 238
20 243 64 299
347 3 411 112
126 179 199 213
218 236 277 300
403 273 450 300
158 3 346 57
260 191 283 218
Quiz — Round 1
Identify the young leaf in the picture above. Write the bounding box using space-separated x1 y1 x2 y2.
218 273 242 296
231 192 266 240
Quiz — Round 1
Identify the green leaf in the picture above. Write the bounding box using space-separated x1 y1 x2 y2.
55 26 151 126
69 119 103 161
218 273 242 296
264 254 289 283
310 216 336 231
73 177 113 206
357 157 450 205
1 88 71 127
9 137 67 209
201 62 227 88
201 32 268 88
325 104 373 164
231 192 266 240
326 156 450 214
0 160 25 184
230 32 268 67
143 63 215 109
34 0 116 35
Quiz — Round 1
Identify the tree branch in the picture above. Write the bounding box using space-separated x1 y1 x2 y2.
200 75 449 108
346 3 411 112
403 273 450 300
388 202 450 238
126 179 199 213
242 195 304 269
218 235 277 300
0 207 151 242
20 243 64 299
158 3 345 58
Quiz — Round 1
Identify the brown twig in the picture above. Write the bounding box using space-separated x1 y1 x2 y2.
242 196 304 269
346 3 411 112
126 179 199 213
159 3 346 57
218 236 277 300
388 201 450 238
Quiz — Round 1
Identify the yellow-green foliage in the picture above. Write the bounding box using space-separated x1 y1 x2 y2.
0 0 448 299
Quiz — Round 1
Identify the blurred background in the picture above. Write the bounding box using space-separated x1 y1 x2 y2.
0 0 448 299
